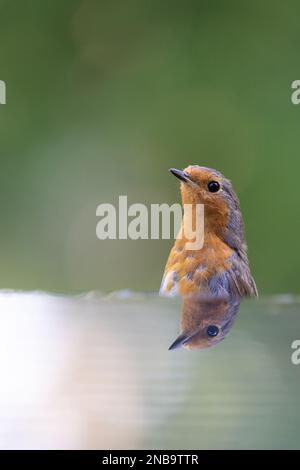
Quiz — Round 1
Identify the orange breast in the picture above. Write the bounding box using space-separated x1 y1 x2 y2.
160 229 234 297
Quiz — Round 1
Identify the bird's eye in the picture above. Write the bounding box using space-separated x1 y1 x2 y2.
207 180 220 193
206 325 219 337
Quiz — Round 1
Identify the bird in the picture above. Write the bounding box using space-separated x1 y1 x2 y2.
168 296 241 350
160 165 258 301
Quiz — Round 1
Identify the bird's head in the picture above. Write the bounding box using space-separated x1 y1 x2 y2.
170 165 235 207
168 296 240 351
169 165 245 249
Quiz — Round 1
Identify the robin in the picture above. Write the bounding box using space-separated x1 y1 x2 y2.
168 296 241 350
160 165 257 300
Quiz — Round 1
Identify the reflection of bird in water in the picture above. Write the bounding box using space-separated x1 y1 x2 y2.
169 296 241 350
160 165 257 350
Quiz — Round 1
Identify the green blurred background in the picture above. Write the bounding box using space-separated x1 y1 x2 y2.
0 0 299 294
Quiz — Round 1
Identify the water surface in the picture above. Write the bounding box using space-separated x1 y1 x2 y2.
0 291 299 449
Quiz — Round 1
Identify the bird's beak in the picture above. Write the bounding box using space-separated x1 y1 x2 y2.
169 168 191 183
168 332 196 350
